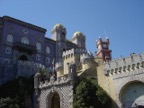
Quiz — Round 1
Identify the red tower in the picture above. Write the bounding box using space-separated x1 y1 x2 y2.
96 37 112 61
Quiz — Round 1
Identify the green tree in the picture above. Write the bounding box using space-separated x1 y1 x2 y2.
0 76 34 108
73 78 111 108
96 85 111 108
0 97 19 108
74 78 97 108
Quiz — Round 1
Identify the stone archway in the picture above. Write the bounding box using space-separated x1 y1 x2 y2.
19 55 28 61
120 81 144 108
48 92 60 108
51 92 60 108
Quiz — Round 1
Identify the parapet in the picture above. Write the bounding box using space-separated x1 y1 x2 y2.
80 51 93 63
104 53 144 75
39 74 71 89
62 48 86 59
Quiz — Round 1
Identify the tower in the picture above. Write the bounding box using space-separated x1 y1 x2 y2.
96 37 112 61
51 24 66 62
72 31 86 49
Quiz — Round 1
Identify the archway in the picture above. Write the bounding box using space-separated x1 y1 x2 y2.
19 55 28 61
50 92 60 108
120 81 144 108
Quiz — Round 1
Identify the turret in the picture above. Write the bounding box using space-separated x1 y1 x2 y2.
72 31 86 49
51 24 67 62
80 51 94 70
96 37 112 61
62 48 86 75
55 62 63 78
51 24 66 41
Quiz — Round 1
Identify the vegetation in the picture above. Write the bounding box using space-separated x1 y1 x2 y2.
73 78 111 108
0 68 49 108
38 67 51 81
0 97 19 108
38 68 47 77
0 69 111 108
0 76 34 108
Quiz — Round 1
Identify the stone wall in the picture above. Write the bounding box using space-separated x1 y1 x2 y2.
0 61 44 85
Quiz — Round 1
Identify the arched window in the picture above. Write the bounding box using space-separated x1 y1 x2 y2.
46 46 50 54
21 37 29 44
7 34 13 42
36 42 41 51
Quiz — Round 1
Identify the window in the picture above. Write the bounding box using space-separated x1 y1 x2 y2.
46 57 50 63
7 34 13 42
36 42 41 51
5 47 11 54
46 46 50 54
21 37 29 44
36 54 41 60
23 29 28 34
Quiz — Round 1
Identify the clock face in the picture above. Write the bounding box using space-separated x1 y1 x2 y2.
103 44 107 48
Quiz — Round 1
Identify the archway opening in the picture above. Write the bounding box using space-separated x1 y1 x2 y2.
51 92 60 108
19 55 28 61
120 81 144 108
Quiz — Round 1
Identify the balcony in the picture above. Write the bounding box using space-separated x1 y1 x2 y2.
14 42 36 54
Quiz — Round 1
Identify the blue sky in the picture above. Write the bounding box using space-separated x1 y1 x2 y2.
0 0 144 59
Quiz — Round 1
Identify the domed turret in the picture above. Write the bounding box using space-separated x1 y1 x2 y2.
53 23 64 30
72 31 86 49
51 23 67 41
51 24 67 63
72 31 84 38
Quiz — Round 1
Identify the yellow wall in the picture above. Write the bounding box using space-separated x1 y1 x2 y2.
95 58 116 108
57 68 64 77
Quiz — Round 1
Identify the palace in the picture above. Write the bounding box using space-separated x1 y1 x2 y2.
0 16 144 108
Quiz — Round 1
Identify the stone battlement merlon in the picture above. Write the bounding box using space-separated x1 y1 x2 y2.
104 53 144 75
39 75 71 89
62 48 86 58
80 52 93 61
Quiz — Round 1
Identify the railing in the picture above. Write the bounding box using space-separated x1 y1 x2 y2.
14 42 36 53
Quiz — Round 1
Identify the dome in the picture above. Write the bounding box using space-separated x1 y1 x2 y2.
72 31 84 38
53 23 64 30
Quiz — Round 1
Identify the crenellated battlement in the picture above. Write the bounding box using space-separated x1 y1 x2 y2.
80 51 93 62
62 48 86 59
104 53 144 75
39 75 71 89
